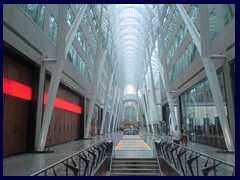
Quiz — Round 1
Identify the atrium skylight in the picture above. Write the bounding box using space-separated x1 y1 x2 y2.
102 4 163 99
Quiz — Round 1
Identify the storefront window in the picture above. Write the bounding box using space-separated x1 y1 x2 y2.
180 70 227 148
91 105 99 136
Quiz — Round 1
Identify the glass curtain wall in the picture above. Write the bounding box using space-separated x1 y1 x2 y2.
180 70 227 148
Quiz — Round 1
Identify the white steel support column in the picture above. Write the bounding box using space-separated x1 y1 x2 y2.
145 78 155 133
98 23 110 78
143 83 151 132
147 46 157 105
156 5 178 127
148 41 161 124
112 94 119 131
137 98 143 127
139 92 150 132
85 5 110 138
223 59 235 145
37 5 67 151
113 100 119 131
142 55 152 132
158 63 165 90
199 5 234 151
136 101 139 124
112 91 121 131
115 99 122 131
146 49 158 132
118 104 123 130
65 5 88 56
147 84 155 133
177 4 234 151
34 64 46 150
100 53 116 134
37 5 88 151
176 5 201 54
108 75 119 132
156 81 163 133
149 59 162 132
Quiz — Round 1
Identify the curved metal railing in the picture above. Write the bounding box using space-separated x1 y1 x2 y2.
154 139 235 176
31 139 114 176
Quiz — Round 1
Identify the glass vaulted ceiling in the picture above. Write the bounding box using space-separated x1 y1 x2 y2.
100 4 162 94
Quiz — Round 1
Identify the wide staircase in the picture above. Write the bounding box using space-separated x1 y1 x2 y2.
110 158 160 176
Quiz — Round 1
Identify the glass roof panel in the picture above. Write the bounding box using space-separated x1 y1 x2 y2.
120 18 139 25
103 4 163 94
121 27 139 34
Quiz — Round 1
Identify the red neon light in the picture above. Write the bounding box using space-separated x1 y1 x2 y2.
3 77 32 100
44 93 82 114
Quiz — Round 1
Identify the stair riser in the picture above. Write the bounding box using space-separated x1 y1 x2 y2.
112 171 159 173
112 166 158 169
110 158 160 176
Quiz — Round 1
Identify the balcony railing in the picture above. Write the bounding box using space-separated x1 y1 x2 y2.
154 139 235 176
31 139 114 176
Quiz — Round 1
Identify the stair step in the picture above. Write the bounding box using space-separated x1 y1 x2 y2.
111 168 159 172
110 172 159 176
112 164 158 168
110 158 160 176
113 158 155 161
112 160 157 164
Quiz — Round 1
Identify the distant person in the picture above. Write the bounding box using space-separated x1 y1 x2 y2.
181 130 189 146
171 125 181 144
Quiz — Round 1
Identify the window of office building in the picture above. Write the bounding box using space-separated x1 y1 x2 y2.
162 5 171 29
76 27 84 47
48 15 58 45
188 4 199 23
222 4 235 25
89 6 99 37
89 50 95 66
87 68 93 83
167 20 189 65
168 40 199 84
76 4 82 10
83 12 88 26
67 6 75 26
18 4 45 30
209 9 218 39
67 45 92 83
164 8 179 46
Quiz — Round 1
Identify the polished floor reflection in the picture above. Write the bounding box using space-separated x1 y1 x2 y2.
115 135 151 150
3 130 235 176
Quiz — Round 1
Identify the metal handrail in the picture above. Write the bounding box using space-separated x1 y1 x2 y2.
30 139 114 176
108 139 117 176
153 139 162 176
154 138 235 176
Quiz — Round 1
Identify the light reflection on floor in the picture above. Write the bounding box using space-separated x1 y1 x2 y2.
115 135 151 150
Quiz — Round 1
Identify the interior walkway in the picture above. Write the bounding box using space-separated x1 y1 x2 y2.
3 130 235 176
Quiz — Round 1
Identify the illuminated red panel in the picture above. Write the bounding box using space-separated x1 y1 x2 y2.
3 77 32 100
44 93 82 114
